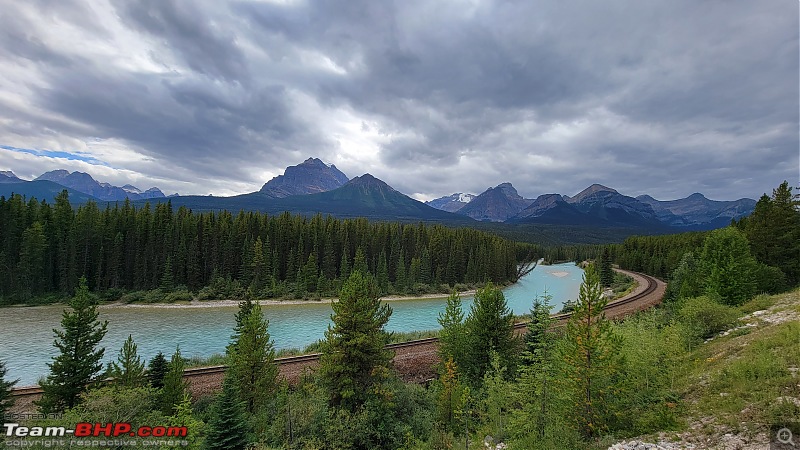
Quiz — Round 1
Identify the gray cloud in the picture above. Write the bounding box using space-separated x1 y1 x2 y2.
0 0 796 201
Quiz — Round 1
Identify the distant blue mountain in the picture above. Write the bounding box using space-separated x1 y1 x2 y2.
35 170 166 201
0 180 101 204
146 173 472 223
0 170 23 183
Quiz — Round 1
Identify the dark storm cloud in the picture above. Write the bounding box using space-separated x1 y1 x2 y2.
112 0 249 83
0 0 796 199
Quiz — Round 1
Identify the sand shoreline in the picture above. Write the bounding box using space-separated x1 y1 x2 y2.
101 289 480 309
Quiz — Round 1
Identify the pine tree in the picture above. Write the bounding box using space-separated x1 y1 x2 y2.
205 376 250 450
598 248 614 288
352 246 368 275
160 347 189 416
37 277 108 413
227 302 278 415
319 271 392 411
148 352 168 389
0 359 18 417
516 292 558 440
377 251 389 294
563 265 621 438
395 251 407 292
438 291 466 367
462 282 517 385
160 256 174 292
108 334 147 388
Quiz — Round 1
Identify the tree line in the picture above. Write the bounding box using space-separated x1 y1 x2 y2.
610 181 799 298
1 191 535 304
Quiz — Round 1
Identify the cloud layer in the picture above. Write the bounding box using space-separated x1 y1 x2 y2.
0 0 797 200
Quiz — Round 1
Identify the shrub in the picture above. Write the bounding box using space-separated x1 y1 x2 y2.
678 296 739 342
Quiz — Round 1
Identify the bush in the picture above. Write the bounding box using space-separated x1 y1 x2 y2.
754 264 787 295
163 288 193 303
678 296 739 343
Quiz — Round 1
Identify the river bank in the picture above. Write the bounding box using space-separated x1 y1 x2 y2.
105 289 480 309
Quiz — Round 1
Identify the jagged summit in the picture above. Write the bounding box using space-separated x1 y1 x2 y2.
456 182 533 222
260 157 349 198
32 170 167 200
0 170 22 183
567 184 618 203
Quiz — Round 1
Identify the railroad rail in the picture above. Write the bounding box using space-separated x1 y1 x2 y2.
8 269 664 410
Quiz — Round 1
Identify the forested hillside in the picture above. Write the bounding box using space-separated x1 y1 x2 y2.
0 191 535 305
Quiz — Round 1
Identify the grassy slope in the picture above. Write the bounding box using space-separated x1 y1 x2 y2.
638 288 800 447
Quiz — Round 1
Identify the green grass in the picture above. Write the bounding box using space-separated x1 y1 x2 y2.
675 288 800 432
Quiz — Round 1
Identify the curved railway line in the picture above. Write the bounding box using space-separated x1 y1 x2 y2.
8 269 665 412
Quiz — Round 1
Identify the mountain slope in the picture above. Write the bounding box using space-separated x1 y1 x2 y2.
426 193 476 212
35 170 166 201
507 193 589 224
563 184 668 228
0 180 101 203
457 183 533 222
0 171 23 183
153 174 472 223
637 193 756 229
260 157 349 198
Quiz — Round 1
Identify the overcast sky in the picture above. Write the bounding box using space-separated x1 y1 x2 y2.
0 0 797 201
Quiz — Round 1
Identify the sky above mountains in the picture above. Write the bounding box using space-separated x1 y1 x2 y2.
0 0 797 201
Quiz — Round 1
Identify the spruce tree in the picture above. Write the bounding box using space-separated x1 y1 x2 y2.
0 359 18 417
516 292 558 440
160 347 189 416
319 271 392 411
438 291 466 367
598 248 614 288
227 302 278 415
205 376 250 450
563 265 621 438
462 282 517 385
108 334 147 387
148 352 168 389
37 277 108 413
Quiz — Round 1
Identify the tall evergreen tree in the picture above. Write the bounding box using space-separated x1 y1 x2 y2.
205 376 250 450
0 359 18 418
516 293 558 441
148 352 169 389
227 302 278 415
563 265 621 438
108 334 147 388
598 248 614 288
462 283 517 385
37 277 108 413
319 271 392 411
438 291 466 368
160 347 189 416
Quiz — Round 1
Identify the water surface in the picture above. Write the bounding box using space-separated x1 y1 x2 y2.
1 262 584 386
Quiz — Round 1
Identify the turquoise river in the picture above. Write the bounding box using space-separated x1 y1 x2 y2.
2 262 584 386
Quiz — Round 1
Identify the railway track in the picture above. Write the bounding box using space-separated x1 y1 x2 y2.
8 269 663 407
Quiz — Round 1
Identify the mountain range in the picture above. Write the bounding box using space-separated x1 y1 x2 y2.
427 182 755 230
0 169 170 201
0 158 757 231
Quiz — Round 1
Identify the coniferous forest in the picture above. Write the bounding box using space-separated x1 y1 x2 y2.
0 190 536 305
